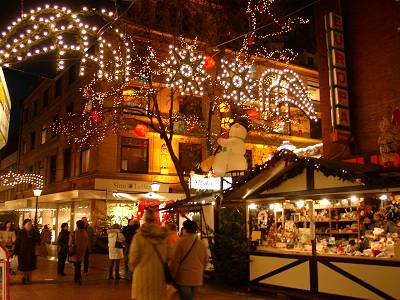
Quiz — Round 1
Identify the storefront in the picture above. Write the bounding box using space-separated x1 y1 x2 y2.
224 151 400 300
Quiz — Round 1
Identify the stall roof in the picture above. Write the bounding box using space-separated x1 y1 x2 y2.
223 151 400 202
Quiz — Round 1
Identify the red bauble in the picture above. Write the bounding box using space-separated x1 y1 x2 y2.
247 36 255 45
247 109 259 120
392 108 400 125
204 55 216 70
134 124 148 137
90 111 102 123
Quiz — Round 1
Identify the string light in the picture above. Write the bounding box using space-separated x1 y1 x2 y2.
0 5 132 81
162 44 208 96
217 58 255 106
0 171 44 189
258 68 317 121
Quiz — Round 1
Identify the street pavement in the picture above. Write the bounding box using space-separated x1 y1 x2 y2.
9 249 276 300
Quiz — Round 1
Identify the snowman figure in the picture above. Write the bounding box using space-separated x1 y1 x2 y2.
212 122 248 176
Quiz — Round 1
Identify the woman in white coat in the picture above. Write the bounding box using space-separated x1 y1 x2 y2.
129 209 171 300
107 224 125 279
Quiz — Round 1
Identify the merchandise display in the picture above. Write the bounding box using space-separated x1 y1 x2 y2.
249 196 400 259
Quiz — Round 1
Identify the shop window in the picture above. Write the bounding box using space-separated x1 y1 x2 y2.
120 137 149 174
245 149 253 170
30 132 36 150
49 154 57 184
80 148 90 174
178 95 203 120
55 78 62 98
40 125 47 145
73 201 90 229
64 148 72 179
43 89 49 107
179 143 202 174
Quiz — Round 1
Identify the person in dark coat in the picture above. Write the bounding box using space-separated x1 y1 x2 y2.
69 220 88 285
122 219 140 280
57 223 70 276
14 219 40 284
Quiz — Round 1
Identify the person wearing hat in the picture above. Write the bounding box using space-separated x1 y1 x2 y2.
170 220 208 300
129 208 171 300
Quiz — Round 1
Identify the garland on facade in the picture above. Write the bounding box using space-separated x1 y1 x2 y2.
225 150 400 196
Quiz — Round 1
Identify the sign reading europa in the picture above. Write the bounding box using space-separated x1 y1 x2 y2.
189 175 232 191
325 12 351 142
0 67 11 150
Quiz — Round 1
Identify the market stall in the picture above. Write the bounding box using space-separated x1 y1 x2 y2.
224 151 400 300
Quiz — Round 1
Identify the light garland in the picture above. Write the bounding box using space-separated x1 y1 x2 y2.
242 0 310 62
162 44 208 96
217 58 255 105
0 5 132 81
0 171 44 189
258 68 317 121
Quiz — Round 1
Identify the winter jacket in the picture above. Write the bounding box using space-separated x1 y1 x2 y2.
170 234 208 287
107 229 125 260
14 229 40 272
68 229 88 263
129 223 171 300
57 229 70 253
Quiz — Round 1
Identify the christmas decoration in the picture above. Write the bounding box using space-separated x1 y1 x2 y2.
90 110 102 123
378 117 397 167
247 109 259 120
258 68 317 121
162 44 208 96
133 123 148 137
204 55 216 70
212 122 248 176
0 5 132 81
0 171 44 189
217 58 255 105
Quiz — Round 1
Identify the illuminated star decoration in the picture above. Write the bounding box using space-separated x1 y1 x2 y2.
0 5 132 82
258 68 317 121
163 45 208 96
0 171 44 189
217 58 255 106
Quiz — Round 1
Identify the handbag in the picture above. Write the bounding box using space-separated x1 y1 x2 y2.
153 244 174 284
115 232 126 249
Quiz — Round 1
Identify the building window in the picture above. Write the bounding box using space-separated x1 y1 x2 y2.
69 64 78 85
179 95 203 120
49 154 57 184
22 140 27 154
30 132 36 150
43 89 49 107
23 108 29 123
169 5 177 28
80 148 90 174
120 137 149 173
55 78 62 97
310 118 322 139
32 101 38 116
40 125 47 145
245 150 253 170
66 102 74 113
179 143 202 174
64 148 72 179
155 1 164 27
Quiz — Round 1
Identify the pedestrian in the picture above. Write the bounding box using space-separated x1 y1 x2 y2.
68 220 88 285
0 221 17 256
166 222 179 248
14 219 40 284
81 217 95 276
122 219 140 280
56 223 70 276
40 225 52 257
170 220 208 300
107 223 125 279
129 208 171 300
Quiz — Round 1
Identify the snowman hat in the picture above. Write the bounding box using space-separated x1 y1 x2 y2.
233 117 250 131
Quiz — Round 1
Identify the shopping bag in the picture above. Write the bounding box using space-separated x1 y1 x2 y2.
10 255 18 273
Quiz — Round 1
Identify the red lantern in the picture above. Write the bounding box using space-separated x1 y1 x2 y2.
134 124 148 137
204 55 216 70
90 110 102 123
247 109 259 120
392 108 400 125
